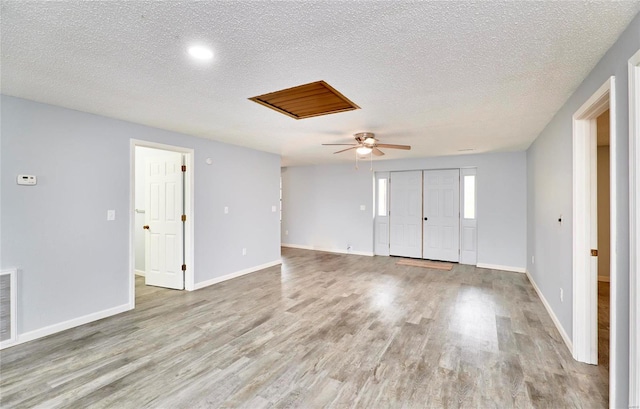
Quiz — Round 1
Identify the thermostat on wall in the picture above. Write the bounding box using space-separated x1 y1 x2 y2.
17 175 37 185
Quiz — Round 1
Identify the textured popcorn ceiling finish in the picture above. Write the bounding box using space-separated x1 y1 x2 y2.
1 1 639 166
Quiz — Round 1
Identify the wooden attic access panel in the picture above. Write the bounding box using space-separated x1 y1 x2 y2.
249 80 360 119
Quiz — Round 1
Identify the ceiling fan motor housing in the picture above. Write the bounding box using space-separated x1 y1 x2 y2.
355 132 376 145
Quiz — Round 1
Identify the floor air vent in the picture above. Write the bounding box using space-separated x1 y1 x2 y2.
0 269 17 348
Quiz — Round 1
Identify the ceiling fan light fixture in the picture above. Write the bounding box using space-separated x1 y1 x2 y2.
356 146 373 155
363 137 376 145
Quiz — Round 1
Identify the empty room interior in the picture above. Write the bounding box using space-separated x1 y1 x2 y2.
1 2 640 408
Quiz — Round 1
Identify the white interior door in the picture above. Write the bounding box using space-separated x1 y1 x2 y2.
145 150 184 289
389 171 422 258
423 169 460 262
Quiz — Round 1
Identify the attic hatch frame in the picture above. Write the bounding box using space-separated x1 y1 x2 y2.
249 80 360 120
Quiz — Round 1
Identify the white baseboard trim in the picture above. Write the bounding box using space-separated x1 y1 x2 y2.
193 259 282 291
2 303 132 350
134 269 145 277
597 275 610 282
281 243 374 257
476 263 526 273
525 270 573 354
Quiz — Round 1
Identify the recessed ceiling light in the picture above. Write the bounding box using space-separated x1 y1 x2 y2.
188 45 213 60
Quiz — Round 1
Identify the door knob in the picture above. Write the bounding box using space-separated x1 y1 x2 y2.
143 225 150 230
424 217 428 221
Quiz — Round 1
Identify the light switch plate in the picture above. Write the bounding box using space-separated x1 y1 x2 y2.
224 206 229 214
360 205 366 211
107 210 116 221
271 205 277 212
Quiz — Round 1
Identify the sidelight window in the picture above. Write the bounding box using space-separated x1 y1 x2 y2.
463 175 476 219
378 179 388 216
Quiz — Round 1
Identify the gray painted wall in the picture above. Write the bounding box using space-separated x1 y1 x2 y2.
282 151 527 269
526 13 639 407
281 164 375 254
1 96 281 336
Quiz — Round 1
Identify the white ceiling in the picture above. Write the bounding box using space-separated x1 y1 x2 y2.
2 1 638 166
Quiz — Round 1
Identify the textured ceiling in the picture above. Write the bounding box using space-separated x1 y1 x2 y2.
1 1 638 166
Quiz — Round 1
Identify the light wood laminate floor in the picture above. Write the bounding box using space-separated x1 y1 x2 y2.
1 248 608 408
598 281 610 375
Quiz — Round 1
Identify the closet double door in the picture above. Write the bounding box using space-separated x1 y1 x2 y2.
389 169 460 262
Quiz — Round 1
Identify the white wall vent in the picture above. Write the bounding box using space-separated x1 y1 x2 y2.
0 269 18 348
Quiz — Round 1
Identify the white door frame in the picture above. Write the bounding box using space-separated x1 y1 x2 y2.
572 78 616 371
129 139 195 308
628 48 640 408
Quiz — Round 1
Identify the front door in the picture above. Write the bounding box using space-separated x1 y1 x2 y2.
423 169 460 262
145 150 184 289
389 171 423 258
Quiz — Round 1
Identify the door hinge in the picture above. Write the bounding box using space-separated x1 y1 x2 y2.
181 264 187 271
591 249 598 256
181 214 186 222
181 165 186 172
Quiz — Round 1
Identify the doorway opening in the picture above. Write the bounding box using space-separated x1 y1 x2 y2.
129 140 195 308
572 77 615 402
596 109 610 380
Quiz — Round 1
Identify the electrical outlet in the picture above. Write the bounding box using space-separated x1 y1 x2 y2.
271 205 277 212
224 206 229 214
360 205 366 211
242 248 247 256
560 288 564 302
285 230 289 235
532 255 535 264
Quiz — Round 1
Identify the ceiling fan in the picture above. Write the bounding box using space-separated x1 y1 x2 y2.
322 132 411 156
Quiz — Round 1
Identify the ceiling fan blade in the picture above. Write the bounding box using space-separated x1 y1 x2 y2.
372 147 385 156
334 146 358 154
322 143 358 146
376 143 411 150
